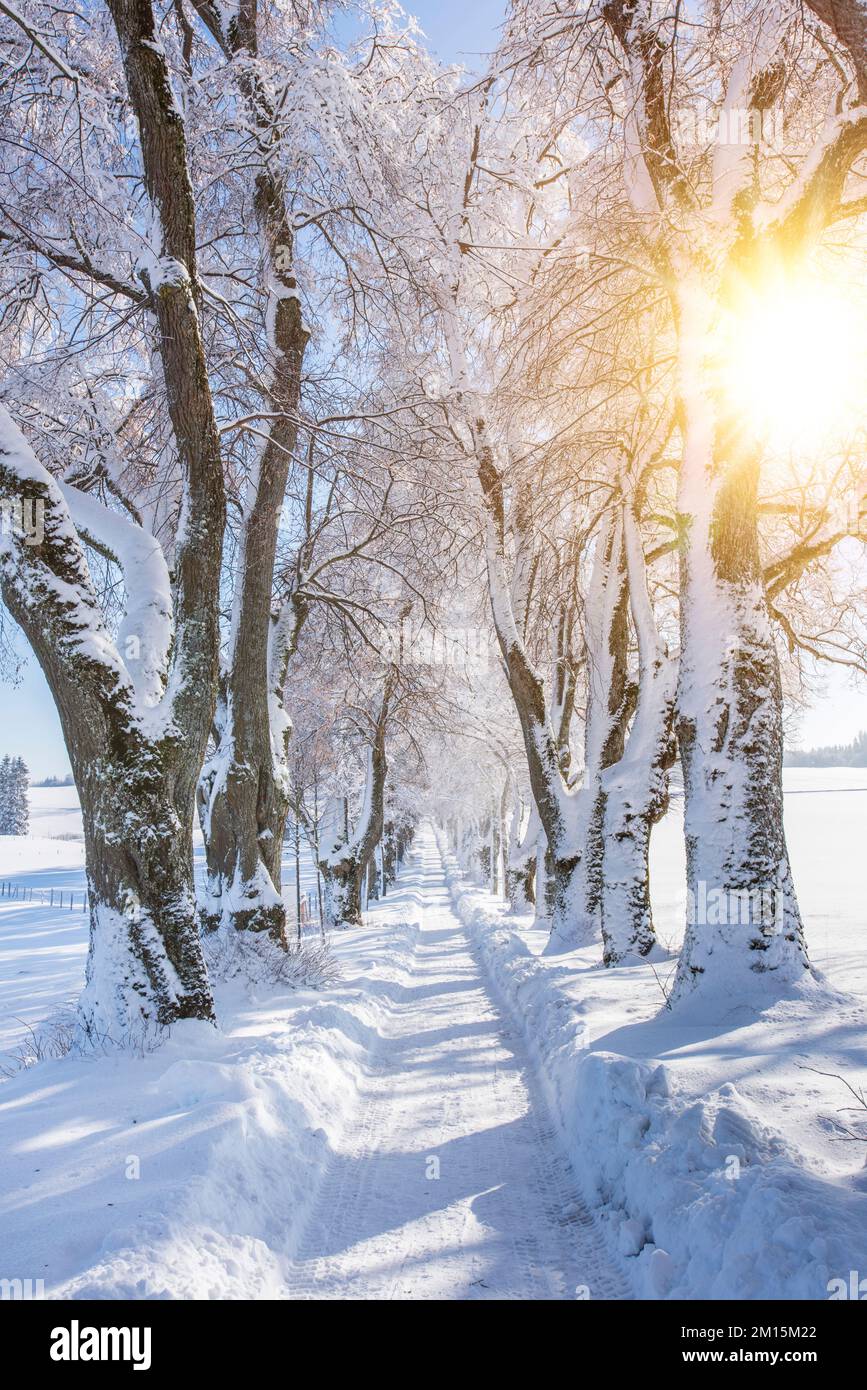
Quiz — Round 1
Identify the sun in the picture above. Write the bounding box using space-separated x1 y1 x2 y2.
717 271 867 456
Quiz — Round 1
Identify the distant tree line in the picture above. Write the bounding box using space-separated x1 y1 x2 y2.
33 774 74 788
785 732 867 768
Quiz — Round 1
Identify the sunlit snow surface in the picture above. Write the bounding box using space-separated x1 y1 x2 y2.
0 773 864 1299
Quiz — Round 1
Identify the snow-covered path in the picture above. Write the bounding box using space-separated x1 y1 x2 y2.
284 825 627 1301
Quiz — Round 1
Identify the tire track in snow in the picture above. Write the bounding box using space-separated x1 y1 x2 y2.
283 827 629 1301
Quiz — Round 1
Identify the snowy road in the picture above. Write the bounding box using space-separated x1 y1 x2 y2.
284 826 627 1301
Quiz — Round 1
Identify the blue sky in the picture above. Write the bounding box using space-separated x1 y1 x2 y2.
403 0 505 64
1 0 862 777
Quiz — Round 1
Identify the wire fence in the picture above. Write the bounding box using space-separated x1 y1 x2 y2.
0 880 88 911
0 876 398 932
0 878 322 928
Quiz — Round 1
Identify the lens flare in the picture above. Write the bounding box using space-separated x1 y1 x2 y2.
717 272 867 455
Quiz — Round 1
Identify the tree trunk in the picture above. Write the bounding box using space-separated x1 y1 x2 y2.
319 674 394 928
505 793 538 912
533 834 550 928
672 387 809 1000
77 753 212 1037
475 424 583 939
597 0 843 999
553 510 634 948
382 819 398 885
367 853 380 903
0 430 219 1038
599 503 677 964
395 820 414 866
321 844 370 929
475 423 638 951
197 387 306 944
195 2 309 943
0 0 225 1037
489 796 500 894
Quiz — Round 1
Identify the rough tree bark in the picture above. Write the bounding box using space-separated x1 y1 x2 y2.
599 501 676 964
672 369 808 996
554 508 635 949
505 792 538 913
475 425 585 939
320 671 396 927
191 0 309 944
0 0 226 1035
475 424 637 949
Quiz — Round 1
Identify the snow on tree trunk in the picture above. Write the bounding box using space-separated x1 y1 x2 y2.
321 857 364 929
505 792 538 913
489 788 507 894
477 422 639 952
594 4 846 996
199 596 304 944
475 424 585 943
0 413 218 1035
532 834 550 929
455 816 481 880
367 853 380 903
319 674 394 928
77 757 213 1039
671 294 809 1001
549 509 634 951
0 1 226 1037
193 2 309 945
599 503 676 965
382 819 399 886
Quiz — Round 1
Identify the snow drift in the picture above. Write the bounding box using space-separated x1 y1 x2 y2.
440 839 867 1300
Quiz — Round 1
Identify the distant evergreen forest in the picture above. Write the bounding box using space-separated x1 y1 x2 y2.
785 731 867 767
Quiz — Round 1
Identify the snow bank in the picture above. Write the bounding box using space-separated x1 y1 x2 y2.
439 840 867 1300
0 916 418 1299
